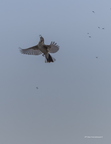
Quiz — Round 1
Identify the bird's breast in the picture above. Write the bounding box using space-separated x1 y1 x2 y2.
38 45 48 54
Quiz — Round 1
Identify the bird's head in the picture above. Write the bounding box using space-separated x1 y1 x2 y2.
39 35 44 44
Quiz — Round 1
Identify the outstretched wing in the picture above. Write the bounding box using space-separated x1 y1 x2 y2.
48 42 59 53
19 45 42 55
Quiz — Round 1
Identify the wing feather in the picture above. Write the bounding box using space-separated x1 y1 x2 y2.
48 42 59 53
19 45 42 55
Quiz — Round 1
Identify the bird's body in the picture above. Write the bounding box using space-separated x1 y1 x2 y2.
38 45 48 54
19 35 59 63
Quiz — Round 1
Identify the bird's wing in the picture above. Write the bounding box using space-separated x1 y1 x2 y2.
46 42 59 53
19 45 42 55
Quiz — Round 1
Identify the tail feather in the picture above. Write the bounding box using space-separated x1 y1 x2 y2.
45 53 55 63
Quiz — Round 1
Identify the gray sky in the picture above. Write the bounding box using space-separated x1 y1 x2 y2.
0 0 111 143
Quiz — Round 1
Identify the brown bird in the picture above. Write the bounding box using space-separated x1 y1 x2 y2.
19 35 59 63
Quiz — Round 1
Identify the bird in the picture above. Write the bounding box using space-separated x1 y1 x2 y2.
102 28 105 30
92 11 95 13
89 36 91 38
19 35 59 63
96 57 98 59
98 27 100 29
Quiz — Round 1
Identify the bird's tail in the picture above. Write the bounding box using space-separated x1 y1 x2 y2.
45 53 55 63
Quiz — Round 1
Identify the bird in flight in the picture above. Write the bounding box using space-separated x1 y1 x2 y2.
92 11 95 13
19 35 59 63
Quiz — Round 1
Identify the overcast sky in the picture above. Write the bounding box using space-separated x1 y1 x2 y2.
0 0 111 143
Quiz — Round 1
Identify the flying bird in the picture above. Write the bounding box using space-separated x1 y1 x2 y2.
19 35 59 63
89 36 91 38
92 11 95 13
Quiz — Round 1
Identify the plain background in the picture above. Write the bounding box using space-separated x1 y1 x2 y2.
0 0 111 143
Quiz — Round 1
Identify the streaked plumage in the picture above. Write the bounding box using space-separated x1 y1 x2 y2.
19 35 59 63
